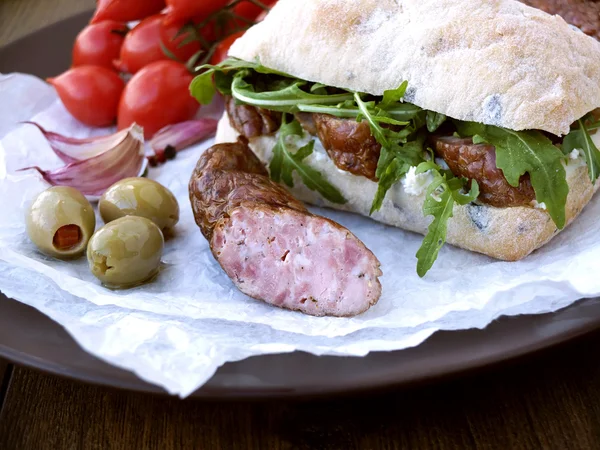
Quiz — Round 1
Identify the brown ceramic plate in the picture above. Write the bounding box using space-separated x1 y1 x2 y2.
2 12 600 400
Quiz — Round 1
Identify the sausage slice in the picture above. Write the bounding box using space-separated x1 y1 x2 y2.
431 136 536 208
225 96 282 138
189 139 382 317
313 113 381 180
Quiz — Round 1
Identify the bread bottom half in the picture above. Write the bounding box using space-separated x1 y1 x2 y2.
215 112 599 261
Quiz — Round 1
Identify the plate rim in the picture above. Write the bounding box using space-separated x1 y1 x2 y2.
2 10 600 400
1 296 600 399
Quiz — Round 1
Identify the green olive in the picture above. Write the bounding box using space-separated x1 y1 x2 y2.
99 177 179 232
26 186 96 259
87 216 164 289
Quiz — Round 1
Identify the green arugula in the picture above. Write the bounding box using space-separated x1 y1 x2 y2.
381 81 408 107
269 117 347 204
455 122 569 229
353 92 428 213
230 73 354 112
297 102 422 121
371 137 425 214
190 58 293 105
415 161 480 277
426 111 447 132
563 117 600 184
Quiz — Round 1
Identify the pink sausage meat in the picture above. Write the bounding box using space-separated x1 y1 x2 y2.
189 139 382 317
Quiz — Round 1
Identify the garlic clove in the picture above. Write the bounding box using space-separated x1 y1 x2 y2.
23 121 133 164
19 124 146 199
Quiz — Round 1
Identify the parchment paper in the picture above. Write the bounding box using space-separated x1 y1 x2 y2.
1 73 599 398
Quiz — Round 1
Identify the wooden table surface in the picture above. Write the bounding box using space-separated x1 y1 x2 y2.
2 1 600 449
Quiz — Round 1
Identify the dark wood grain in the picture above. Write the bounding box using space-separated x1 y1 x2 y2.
0 359 12 420
0 360 7 382
0 0 94 46
2 331 600 449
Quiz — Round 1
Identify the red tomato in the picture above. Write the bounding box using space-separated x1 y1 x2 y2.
160 18 202 61
113 15 164 74
210 31 245 65
48 66 124 127
72 20 128 70
91 0 166 24
196 19 218 48
231 0 277 24
114 14 204 74
164 0 228 25
255 8 271 23
117 60 198 138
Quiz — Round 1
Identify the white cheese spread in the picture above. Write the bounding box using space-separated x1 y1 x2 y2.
401 166 434 196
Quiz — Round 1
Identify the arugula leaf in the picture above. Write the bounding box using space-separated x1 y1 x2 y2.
297 103 421 121
269 118 347 204
190 57 295 105
354 92 428 213
456 122 569 229
189 70 218 105
563 119 600 183
354 93 391 145
472 134 487 145
310 83 328 95
371 138 425 214
415 162 479 277
196 58 292 77
381 81 408 108
231 73 354 112
426 111 447 132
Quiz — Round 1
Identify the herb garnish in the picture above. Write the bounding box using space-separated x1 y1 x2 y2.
415 161 479 277
455 122 569 229
269 116 347 205
563 114 600 184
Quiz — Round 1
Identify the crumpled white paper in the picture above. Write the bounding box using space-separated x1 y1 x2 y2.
1 72 599 398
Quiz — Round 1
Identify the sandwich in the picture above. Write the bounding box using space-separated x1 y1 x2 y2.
191 0 600 277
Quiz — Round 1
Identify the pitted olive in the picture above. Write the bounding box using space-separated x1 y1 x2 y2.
99 177 179 232
87 216 164 289
26 186 96 259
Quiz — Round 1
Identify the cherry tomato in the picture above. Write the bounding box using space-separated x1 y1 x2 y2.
117 60 198 138
255 8 271 23
91 0 166 24
231 0 277 24
114 14 204 74
72 21 128 70
160 18 203 61
164 0 228 25
48 66 124 127
196 18 218 47
210 31 245 65
113 15 165 74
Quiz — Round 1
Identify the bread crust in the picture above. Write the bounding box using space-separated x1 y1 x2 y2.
216 113 599 261
229 0 600 136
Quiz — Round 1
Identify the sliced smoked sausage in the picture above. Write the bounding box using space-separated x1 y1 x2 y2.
431 136 536 208
188 138 383 317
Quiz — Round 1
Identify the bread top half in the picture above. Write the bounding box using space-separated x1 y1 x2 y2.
229 0 600 136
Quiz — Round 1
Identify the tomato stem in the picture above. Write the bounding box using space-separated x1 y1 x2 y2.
185 49 205 73
176 1 273 73
244 0 272 12
159 41 182 63
226 12 256 25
